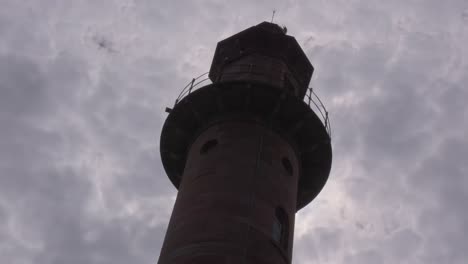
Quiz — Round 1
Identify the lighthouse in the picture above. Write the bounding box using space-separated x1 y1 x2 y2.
158 22 332 263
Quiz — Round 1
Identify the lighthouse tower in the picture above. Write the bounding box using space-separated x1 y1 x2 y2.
158 22 332 264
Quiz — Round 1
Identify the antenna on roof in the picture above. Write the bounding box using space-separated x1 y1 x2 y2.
271 9 276 23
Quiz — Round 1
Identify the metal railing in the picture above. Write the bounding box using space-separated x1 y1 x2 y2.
305 88 331 137
171 70 331 137
175 72 211 105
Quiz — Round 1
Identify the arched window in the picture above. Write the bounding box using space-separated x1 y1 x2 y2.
200 139 218 155
272 207 289 250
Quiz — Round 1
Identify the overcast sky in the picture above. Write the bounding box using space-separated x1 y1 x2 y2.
1 0 467 263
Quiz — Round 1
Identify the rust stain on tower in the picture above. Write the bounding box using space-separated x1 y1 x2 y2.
158 22 332 263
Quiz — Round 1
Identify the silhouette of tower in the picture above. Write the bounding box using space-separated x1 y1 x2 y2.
158 22 332 264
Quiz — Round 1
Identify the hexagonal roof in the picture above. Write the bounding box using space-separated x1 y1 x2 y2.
209 22 314 96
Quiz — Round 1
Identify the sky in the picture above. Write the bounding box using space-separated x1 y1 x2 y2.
0 0 467 263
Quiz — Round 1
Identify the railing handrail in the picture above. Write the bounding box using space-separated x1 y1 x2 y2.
306 88 331 137
173 68 331 137
176 72 210 104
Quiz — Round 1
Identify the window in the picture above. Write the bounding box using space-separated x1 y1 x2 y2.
272 207 289 250
272 217 282 243
200 139 218 155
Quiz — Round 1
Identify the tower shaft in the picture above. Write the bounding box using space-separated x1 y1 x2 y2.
159 120 299 263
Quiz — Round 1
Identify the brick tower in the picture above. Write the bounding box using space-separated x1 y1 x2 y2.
158 22 332 263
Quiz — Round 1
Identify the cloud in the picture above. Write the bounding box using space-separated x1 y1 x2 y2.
0 0 467 263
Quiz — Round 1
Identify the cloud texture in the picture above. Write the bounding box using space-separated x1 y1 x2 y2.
1 0 467 263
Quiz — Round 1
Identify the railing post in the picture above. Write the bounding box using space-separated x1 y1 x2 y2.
189 78 195 94
325 112 329 131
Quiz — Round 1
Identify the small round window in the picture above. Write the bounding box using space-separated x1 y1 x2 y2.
200 139 218 155
282 157 293 176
